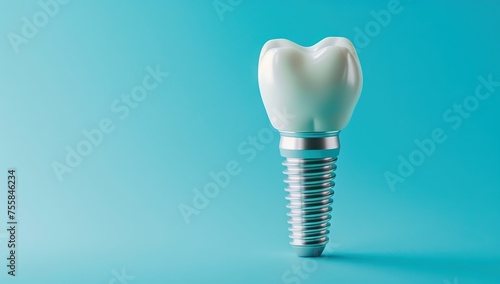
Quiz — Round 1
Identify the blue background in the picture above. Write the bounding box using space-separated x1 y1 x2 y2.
1 0 499 283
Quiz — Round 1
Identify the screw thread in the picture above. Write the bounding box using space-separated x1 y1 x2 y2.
283 157 337 256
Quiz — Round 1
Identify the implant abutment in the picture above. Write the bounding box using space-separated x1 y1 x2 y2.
279 131 340 158
279 132 340 257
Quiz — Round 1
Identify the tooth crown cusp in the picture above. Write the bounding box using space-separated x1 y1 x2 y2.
258 37 363 133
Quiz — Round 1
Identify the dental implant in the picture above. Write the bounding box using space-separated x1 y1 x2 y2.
257 37 363 257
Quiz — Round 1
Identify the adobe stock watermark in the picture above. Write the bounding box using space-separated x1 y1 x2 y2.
7 0 71 54
108 267 135 284
178 107 295 224
385 74 499 192
444 277 458 284
281 243 341 284
353 0 413 52
213 0 243 22
51 65 169 182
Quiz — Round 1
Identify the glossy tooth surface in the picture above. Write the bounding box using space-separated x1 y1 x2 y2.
258 37 363 132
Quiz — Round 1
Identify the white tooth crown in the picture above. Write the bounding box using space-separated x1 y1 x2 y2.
258 37 363 133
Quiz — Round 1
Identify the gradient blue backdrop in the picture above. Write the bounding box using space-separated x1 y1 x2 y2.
1 1 499 283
